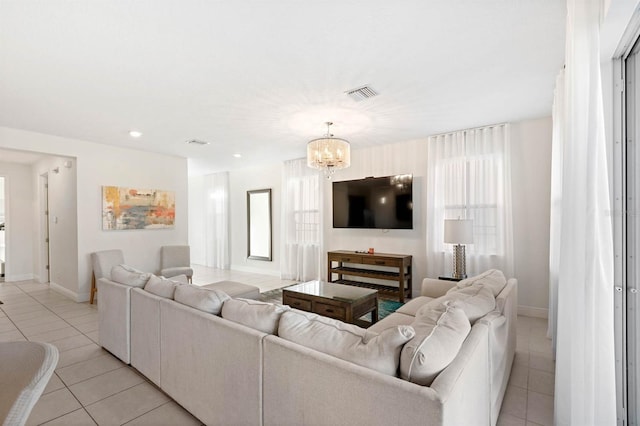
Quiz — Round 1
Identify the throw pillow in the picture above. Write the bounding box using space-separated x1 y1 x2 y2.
278 310 415 376
144 275 181 299
419 285 495 323
400 301 471 386
110 264 152 288
221 298 290 334
174 285 230 315
455 269 507 297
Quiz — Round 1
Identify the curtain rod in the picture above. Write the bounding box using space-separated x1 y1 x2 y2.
427 122 509 139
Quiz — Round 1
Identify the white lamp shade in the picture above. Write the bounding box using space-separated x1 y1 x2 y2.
307 137 351 170
444 219 474 244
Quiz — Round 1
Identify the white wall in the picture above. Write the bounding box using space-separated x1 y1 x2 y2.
0 161 34 281
0 126 189 301
229 163 281 275
323 139 429 297
511 117 553 317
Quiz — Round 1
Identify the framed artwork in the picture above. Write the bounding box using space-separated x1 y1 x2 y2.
102 186 175 230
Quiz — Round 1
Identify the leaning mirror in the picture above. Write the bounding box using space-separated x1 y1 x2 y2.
247 188 272 261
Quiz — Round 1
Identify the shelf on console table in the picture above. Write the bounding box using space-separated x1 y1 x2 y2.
327 250 412 302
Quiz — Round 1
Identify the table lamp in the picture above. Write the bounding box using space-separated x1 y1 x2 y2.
444 219 474 279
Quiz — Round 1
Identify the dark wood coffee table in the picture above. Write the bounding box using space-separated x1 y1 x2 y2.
282 281 378 326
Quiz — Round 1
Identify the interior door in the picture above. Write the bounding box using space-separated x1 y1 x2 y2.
41 174 50 283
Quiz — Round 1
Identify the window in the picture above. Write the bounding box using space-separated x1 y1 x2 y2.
426 124 513 277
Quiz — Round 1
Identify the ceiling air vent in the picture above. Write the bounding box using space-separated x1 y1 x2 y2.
186 139 210 146
345 85 378 102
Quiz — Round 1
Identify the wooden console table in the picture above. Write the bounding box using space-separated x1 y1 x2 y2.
327 250 412 302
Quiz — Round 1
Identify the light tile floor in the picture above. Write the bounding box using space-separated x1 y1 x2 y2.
0 267 554 425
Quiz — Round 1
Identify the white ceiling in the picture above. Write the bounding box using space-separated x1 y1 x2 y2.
0 1 566 176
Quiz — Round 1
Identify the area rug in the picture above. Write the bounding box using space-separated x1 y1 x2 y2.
258 288 404 323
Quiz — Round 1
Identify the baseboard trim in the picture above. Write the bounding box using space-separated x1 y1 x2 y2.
50 282 85 302
230 265 281 278
5 273 34 282
518 305 548 319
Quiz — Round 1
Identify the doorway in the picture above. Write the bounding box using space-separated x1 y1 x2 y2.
40 173 50 283
617 31 640 426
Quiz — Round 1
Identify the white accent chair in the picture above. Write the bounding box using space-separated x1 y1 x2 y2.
90 249 125 304
0 342 59 426
160 245 193 283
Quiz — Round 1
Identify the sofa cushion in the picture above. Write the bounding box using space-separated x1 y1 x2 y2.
279 310 415 376
163 274 189 284
202 281 260 299
395 296 434 317
174 285 230 315
420 285 496 323
455 269 507 297
144 275 182 299
367 312 415 334
400 301 471 386
110 264 152 288
221 298 290 334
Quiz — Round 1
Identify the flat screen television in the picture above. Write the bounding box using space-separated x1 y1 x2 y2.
332 175 413 229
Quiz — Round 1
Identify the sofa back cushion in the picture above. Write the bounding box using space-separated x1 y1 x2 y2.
422 285 495 323
454 269 507 297
278 310 415 376
400 302 471 386
174 285 230 315
164 274 189 284
222 298 290 334
144 275 182 299
110 264 152 288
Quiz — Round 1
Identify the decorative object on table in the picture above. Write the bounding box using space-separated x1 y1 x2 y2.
444 218 474 279
102 186 175 230
368 247 375 254
306 121 350 179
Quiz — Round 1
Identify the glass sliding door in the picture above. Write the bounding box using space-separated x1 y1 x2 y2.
625 36 640 426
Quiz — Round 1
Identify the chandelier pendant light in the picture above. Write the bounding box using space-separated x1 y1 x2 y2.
307 121 351 179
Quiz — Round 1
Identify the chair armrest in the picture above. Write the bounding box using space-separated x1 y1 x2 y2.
421 278 458 298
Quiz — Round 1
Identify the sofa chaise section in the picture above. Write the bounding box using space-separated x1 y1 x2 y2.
159 298 266 426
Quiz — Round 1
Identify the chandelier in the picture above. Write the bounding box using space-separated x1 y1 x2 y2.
307 122 351 179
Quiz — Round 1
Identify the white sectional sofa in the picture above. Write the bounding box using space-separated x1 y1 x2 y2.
97 266 260 365
97 269 517 426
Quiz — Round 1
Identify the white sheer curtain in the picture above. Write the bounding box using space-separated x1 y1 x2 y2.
426 124 513 278
548 71 564 352
549 0 616 423
202 172 230 269
280 158 323 281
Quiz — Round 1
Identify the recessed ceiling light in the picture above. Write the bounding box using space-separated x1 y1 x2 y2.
129 130 143 138
233 153 242 158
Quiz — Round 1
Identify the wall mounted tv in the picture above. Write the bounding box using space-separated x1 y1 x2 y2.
332 175 413 229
